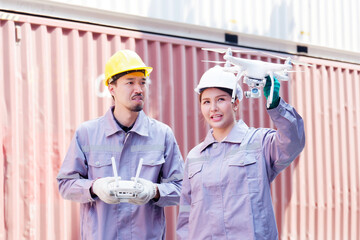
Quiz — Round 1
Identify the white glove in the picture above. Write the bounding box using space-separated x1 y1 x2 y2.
128 177 157 205
92 177 122 204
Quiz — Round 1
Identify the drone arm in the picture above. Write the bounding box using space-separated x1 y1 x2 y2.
231 71 244 103
273 71 290 81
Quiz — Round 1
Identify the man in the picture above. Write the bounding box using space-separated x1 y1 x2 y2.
57 49 184 240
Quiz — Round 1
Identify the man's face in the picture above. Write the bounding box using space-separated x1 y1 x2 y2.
108 71 147 113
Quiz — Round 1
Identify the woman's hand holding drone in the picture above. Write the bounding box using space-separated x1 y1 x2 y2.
263 76 281 109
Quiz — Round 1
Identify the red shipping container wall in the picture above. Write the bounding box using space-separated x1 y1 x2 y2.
1 11 359 240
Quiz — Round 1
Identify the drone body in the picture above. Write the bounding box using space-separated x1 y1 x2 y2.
224 54 291 79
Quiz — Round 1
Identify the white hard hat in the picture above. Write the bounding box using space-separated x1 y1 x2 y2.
195 65 243 102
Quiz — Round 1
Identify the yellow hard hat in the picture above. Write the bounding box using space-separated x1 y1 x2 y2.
104 50 153 86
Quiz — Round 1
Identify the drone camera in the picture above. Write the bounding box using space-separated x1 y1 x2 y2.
244 87 261 98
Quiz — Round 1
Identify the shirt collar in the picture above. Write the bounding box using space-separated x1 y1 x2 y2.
103 106 149 137
130 110 149 137
199 120 249 152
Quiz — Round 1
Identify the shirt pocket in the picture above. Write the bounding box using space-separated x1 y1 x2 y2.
187 163 203 203
138 152 165 182
227 151 260 195
87 153 114 179
188 162 203 179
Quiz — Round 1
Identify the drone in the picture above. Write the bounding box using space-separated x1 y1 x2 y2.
202 47 312 108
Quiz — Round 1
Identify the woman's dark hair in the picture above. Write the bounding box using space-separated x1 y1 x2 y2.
199 87 235 102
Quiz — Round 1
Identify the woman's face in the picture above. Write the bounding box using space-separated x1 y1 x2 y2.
200 88 238 131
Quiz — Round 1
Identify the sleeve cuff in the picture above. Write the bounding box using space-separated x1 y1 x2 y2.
152 184 167 206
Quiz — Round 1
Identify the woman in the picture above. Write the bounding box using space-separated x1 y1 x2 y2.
176 66 305 240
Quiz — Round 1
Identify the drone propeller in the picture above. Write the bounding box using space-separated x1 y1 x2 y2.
288 60 313 67
203 47 313 67
202 48 228 54
274 70 304 74
201 60 226 64
203 48 287 59
286 70 305 73
254 51 287 60
201 60 239 74
258 54 313 67
202 47 256 54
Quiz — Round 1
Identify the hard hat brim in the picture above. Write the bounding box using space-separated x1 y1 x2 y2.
105 66 153 86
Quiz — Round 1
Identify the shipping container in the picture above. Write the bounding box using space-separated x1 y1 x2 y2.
0 11 359 240
1 0 360 64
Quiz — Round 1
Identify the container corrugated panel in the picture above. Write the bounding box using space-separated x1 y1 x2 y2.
273 57 360 240
1 11 360 240
2 0 360 59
